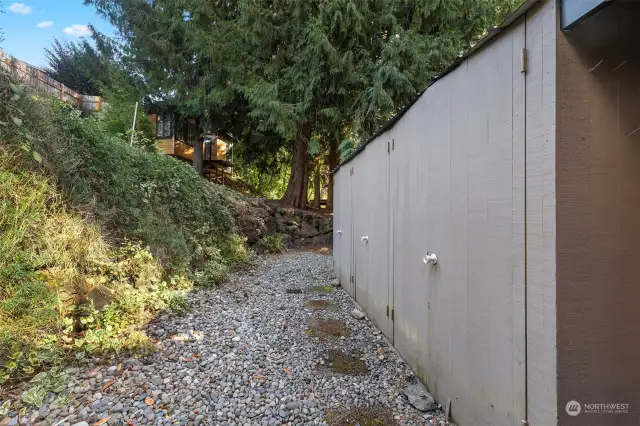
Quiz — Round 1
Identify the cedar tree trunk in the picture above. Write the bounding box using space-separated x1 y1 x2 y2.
283 124 311 209
313 161 321 209
326 138 338 211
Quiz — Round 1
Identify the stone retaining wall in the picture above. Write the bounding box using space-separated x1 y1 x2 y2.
234 198 333 249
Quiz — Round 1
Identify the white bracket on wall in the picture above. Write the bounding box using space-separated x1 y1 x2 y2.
361 236 369 244
588 59 604 73
612 60 627 73
627 126 640 138
337 230 342 235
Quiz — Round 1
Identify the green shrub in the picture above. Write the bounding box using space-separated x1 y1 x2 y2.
166 292 190 315
0 69 248 398
97 103 156 152
0 159 195 384
1 281 58 324
262 234 284 254
1 69 245 278
20 367 71 408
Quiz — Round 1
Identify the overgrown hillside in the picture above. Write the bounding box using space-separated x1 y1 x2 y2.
0 71 248 405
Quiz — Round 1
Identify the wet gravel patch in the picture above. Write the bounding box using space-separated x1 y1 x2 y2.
11 251 454 426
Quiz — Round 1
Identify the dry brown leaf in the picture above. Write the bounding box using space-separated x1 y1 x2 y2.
284 367 293 376
102 380 115 391
116 363 123 371
183 357 194 362
94 416 111 425
125 419 134 425
144 396 155 406
252 374 268 381
192 353 201 358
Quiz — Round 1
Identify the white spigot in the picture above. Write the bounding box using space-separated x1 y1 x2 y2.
337 230 342 235
423 252 438 265
361 236 369 244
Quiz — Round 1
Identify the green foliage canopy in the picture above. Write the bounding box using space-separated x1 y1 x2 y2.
86 0 521 203
44 38 107 96
87 0 520 145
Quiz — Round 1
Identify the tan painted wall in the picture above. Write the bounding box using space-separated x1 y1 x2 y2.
524 1 558 424
556 3 640 425
333 171 342 281
404 14 529 425
333 2 559 425
389 104 423 376
352 150 371 308
350 134 392 338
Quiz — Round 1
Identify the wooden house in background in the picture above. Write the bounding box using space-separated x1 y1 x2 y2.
149 109 233 184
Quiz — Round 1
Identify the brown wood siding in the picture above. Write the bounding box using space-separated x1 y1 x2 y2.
556 3 640 425
174 140 194 161
156 138 174 155
215 139 228 161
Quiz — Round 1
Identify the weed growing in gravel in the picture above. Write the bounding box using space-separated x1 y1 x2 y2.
326 350 368 374
324 406 396 425
307 319 349 338
308 285 333 294
305 300 334 310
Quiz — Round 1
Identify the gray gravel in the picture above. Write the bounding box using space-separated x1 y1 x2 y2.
4 251 455 426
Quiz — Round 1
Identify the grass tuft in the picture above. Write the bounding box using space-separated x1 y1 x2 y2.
324 407 396 426
305 299 334 310
307 319 349 338
325 349 368 375
307 285 333 294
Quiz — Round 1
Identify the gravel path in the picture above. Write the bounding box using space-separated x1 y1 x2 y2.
19 251 454 426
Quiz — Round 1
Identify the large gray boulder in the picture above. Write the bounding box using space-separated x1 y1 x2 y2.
300 221 318 237
404 383 437 412
236 215 266 244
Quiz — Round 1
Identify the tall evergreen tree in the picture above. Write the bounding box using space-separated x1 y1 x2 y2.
87 0 520 207
44 38 106 95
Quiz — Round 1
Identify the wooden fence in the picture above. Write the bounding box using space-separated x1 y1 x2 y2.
0 50 103 112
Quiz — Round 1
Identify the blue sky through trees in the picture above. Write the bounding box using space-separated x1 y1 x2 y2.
0 0 115 67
